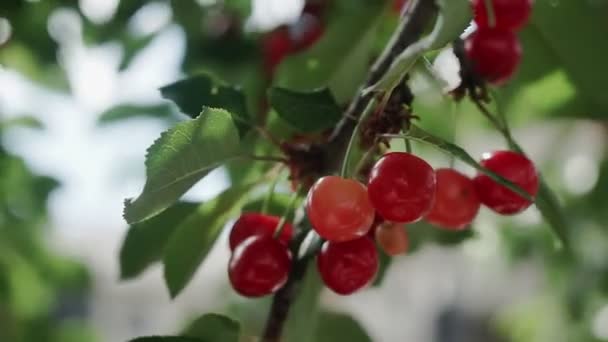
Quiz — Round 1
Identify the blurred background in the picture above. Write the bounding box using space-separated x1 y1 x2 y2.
1 0 607 341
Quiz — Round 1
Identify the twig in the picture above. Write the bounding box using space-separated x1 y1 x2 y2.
261 0 438 341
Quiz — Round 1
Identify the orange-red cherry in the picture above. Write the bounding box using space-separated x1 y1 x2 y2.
375 222 409 256
317 237 378 295
473 151 539 215
228 236 291 297
367 152 436 223
472 0 533 31
229 213 294 251
306 176 375 242
425 169 480 230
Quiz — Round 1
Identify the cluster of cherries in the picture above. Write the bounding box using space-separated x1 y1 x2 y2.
465 0 533 84
228 150 539 297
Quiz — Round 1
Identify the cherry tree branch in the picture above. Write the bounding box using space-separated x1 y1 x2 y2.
261 1 438 341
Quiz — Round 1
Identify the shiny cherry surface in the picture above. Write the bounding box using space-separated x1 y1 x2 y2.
375 222 408 256
229 236 291 297
473 151 539 215
229 213 294 251
306 176 375 242
472 0 533 31
425 169 480 230
465 28 522 85
367 152 436 223
263 27 292 75
317 237 378 295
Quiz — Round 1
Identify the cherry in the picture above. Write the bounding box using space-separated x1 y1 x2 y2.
306 176 375 242
375 222 408 256
263 27 293 76
473 151 539 215
392 0 409 13
229 213 294 251
317 237 378 295
472 0 533 31
228 235 291 297
465 28 522 85
367 152 436 223
425 169 480 230
290 13 324 53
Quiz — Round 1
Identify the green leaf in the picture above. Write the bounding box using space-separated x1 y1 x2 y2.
98 104 175 125
276 0 386 103
163 183 256 298
496 0 608 120
268 87 342 133
393 125 534 201
128 337 203 342
119 202 199 280
123 108 240 224
183 313 240 342
160 74 250 135
533 179 570 252
0 115 44 130
314 312 372 342
367 0 471 93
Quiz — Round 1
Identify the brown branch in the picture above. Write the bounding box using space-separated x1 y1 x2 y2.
261 1 438 341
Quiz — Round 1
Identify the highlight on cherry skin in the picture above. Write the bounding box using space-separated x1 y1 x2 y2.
367 152 436 224
473 150 539 215
228 235 292 298
464 27 522 85
472 0 533 31
229 212 294 251
316 236 379 295
425 168 481 230
306 176 375 242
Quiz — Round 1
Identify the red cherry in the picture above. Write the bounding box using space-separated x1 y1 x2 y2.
392 0 409 13
425 169 480 230
465 28 522 85
229 213 294 251
473 151 539 215
306 176 375 242
375 222 408 256
228 236 291 297
368 152 436 223
290 13 324 53
472 0 533 31
317 237 378 295
263 27 293 76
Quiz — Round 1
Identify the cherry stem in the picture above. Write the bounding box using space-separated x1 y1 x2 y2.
484 0 497 28
449 102 458 167
255 125 283 148
273 186 302 239
340 97 378 178
244 154 289 163
262 170 283 214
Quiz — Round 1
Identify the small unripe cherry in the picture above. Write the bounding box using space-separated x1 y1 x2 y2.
473 151 539 215
425 169 480 230
472 0 533 31
229 213 294 251
228 236 291 297
375 222 408 256
317 237 378 295
465 28 522 85
306 176 375 242
367 152 436 223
